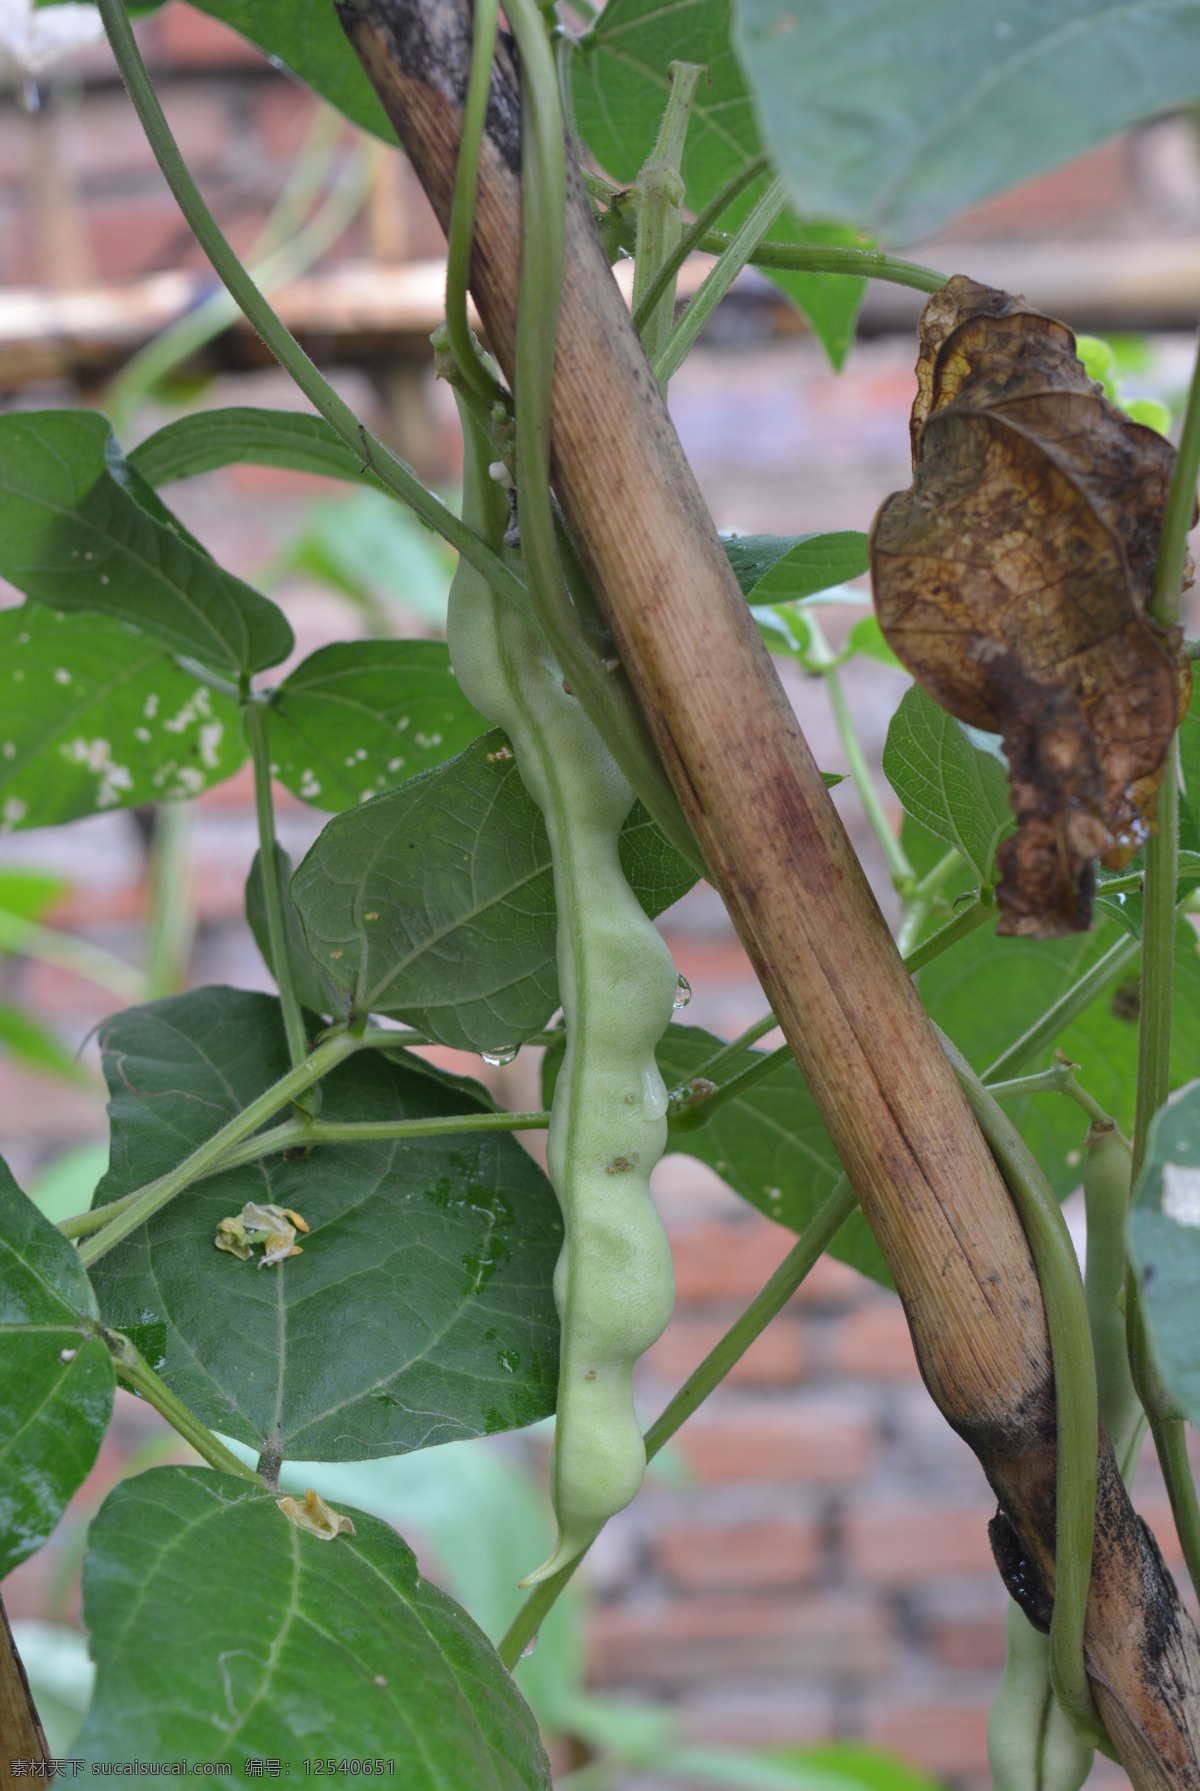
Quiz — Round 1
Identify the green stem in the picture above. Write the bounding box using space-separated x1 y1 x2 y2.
77 1029 362 1267
1080 1122 1145 1480
496 1175 859 1669
0 907 145 1005
1151 329 1200 628
444 0 506 406
703 235 947 290
244 700 308 1073
824 661 914 889
652 176 788 388
630 60 705 364
988 1063 1111 1128
942 1035 1104 1746
143 802 195 999
62 1109 553 1234
895 847 963 954
1132 744 1179 1185
632 154 770 335
981 935 1140 1086
1150 1414 1200 1601
95 0 528 612
692 1011 781 1079
106 1329 260 1482
901 894 992 974
210 1108 552 1172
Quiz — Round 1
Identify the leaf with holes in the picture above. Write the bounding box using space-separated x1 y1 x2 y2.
0 1154 114 1580
0 603 245 833
74 1466 551 1787
291 731 697 1052
0 411 292 675
269 641 488 812
883 683 1013 886
86 988 562 1461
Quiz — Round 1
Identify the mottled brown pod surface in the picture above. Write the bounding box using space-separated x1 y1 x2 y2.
870 275 1191 938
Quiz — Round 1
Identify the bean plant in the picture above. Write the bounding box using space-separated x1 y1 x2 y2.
5 0 1200 1786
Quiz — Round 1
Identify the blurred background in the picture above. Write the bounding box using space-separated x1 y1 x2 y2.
2 7 1200 1787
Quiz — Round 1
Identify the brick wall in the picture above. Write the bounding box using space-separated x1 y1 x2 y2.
3 13 1200 1788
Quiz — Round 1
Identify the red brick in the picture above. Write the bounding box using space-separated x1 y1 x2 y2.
647 1312 806 1387
676 1401 874 1484
793 1249 865 1306
143 6 267 71
671 1217 806 1304
947 138 1134 239
1136 1497 1185 1572
87 193 194 280
253 83 322 160
655 1517 821 1591
929 1608 1007 1670
829 1300 920 1380
864 1698 992 1777
61 90 231 182
588 1593 891 1688
842 1503 996 1587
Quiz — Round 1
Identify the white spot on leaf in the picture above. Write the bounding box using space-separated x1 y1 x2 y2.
1162 1162 1200 1227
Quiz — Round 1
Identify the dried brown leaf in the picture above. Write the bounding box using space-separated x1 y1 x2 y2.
871 274 1191 938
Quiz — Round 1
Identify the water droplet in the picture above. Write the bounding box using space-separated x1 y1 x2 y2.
497 1347 520 1374
520 1634 538 1658
673 973 692 1010
481 1045 519 1066
994 19 1014 38
641 1067 668 1120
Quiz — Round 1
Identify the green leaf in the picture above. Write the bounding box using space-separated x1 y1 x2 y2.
0 412 292 675
918 917 1200 1198
734 0 1200 244
246 845 351 1021
129 407 377 490
291 731 698 1052
0 1001 84 1082
0 603 246 831
724 531 869 602
269 640 488 812
1129 1083 1200 1428
572 0 866 366
883 684 1013 886
87 988 563 1460
655 1025 891 1287
0 866 68 923
75 1465 552 1788
0 1153 114 1579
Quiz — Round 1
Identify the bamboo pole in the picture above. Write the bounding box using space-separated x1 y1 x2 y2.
336 2 1200 1777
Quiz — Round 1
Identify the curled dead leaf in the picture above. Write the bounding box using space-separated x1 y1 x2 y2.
870 275 1192 938
277 1487 356 1540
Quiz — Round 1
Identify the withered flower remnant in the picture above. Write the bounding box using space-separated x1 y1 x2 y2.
870 276 1191 938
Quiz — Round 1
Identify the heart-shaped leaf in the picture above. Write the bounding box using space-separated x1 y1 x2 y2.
0 412 292 676
883 683 1013 887
291 731 697 1052
0 1154 114 1579
75 1465 551 1788
735 0 1200 244
87 989 562 1461
130 408 378 491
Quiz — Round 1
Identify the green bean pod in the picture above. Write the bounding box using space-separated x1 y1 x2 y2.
446 396 678 1583
988 1602 1094 1791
